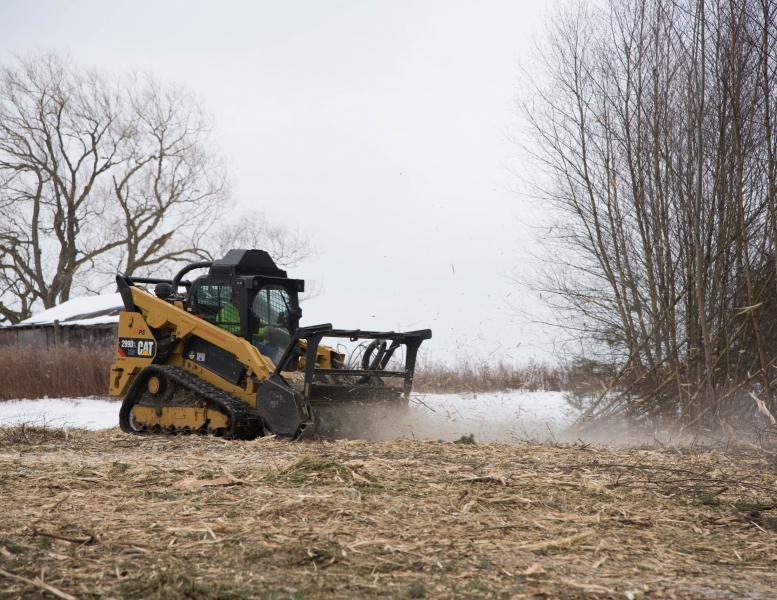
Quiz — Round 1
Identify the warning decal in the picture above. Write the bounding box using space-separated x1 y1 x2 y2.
118 338 156 358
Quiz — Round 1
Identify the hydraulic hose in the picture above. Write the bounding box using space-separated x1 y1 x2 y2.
171 261 213 289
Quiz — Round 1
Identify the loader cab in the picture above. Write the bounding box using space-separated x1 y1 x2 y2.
185 250 304 363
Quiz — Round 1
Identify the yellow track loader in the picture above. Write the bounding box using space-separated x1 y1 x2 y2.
110 249 431 439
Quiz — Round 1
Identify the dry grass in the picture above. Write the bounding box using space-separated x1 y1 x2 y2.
0 345 113 400
0 345 581 402
1 428 776 599
413 359 575 394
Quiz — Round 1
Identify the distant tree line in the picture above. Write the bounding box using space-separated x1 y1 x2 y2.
0 52 313 324
517 0 777 427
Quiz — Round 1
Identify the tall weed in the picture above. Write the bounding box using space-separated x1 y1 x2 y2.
0 345 579 400
412 358 578 393
0 345 113 400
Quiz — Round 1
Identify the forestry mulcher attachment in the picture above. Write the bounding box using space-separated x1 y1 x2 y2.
110 249 431 440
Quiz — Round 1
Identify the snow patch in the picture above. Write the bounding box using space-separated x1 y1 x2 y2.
18 293 123 326
0 397 120 430
0 391 578 442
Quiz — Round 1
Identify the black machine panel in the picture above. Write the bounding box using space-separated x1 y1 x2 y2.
255 373 311 437
184 336 246 385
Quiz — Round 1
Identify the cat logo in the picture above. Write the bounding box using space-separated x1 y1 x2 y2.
138 340 155 357
118 338 156 358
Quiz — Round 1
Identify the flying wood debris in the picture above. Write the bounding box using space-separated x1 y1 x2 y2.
0 427 776 598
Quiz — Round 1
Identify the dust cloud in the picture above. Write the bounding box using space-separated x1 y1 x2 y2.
313 396 572 444
315 394 713 448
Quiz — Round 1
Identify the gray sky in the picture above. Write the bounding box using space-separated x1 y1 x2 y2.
1 0 550 363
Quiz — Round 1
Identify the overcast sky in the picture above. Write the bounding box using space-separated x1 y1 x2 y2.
0 0 551 363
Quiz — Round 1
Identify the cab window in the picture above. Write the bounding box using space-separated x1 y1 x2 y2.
195 285 240 334
251 286 293 361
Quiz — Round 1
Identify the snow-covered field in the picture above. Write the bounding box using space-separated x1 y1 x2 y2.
0 391 579 443
0 397 121 431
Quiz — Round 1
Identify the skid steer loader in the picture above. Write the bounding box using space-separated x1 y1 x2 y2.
110 249 431 440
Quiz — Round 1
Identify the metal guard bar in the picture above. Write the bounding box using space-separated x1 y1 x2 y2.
273 324 432 401
313 369 405 378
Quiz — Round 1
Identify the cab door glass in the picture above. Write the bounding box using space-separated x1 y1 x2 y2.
195 285 240 334
251 286 293 361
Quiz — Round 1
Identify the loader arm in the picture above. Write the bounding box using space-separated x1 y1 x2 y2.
110 275 274 408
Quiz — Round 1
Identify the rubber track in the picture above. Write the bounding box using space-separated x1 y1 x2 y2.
119 365 264 440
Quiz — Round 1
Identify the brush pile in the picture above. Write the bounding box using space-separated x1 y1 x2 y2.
1 427 776 598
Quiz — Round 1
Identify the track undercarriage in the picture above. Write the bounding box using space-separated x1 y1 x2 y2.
119 366 265 439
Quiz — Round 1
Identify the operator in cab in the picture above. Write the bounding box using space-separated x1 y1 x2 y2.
214 287 292 364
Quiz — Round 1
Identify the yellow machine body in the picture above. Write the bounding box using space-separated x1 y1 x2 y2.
112 249 430 439
110 286 341 434
130 405 230 431
110 287 340 392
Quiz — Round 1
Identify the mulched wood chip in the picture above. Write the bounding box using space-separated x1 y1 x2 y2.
1 426 776 599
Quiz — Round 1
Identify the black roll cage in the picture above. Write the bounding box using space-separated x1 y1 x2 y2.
120 260 303 343
185 276 301 343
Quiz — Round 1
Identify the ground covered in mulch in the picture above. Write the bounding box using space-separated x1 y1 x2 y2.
1 427 776 599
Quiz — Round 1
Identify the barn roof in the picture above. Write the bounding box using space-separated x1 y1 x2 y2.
17 293 123 327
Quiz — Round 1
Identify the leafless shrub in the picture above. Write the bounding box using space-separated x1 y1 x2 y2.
514 0 777 428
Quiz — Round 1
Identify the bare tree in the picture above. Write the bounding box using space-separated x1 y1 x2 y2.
0 52 229 323
205 208 322 301
515 0 777 428
107 75 230 279
206 208 316 269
